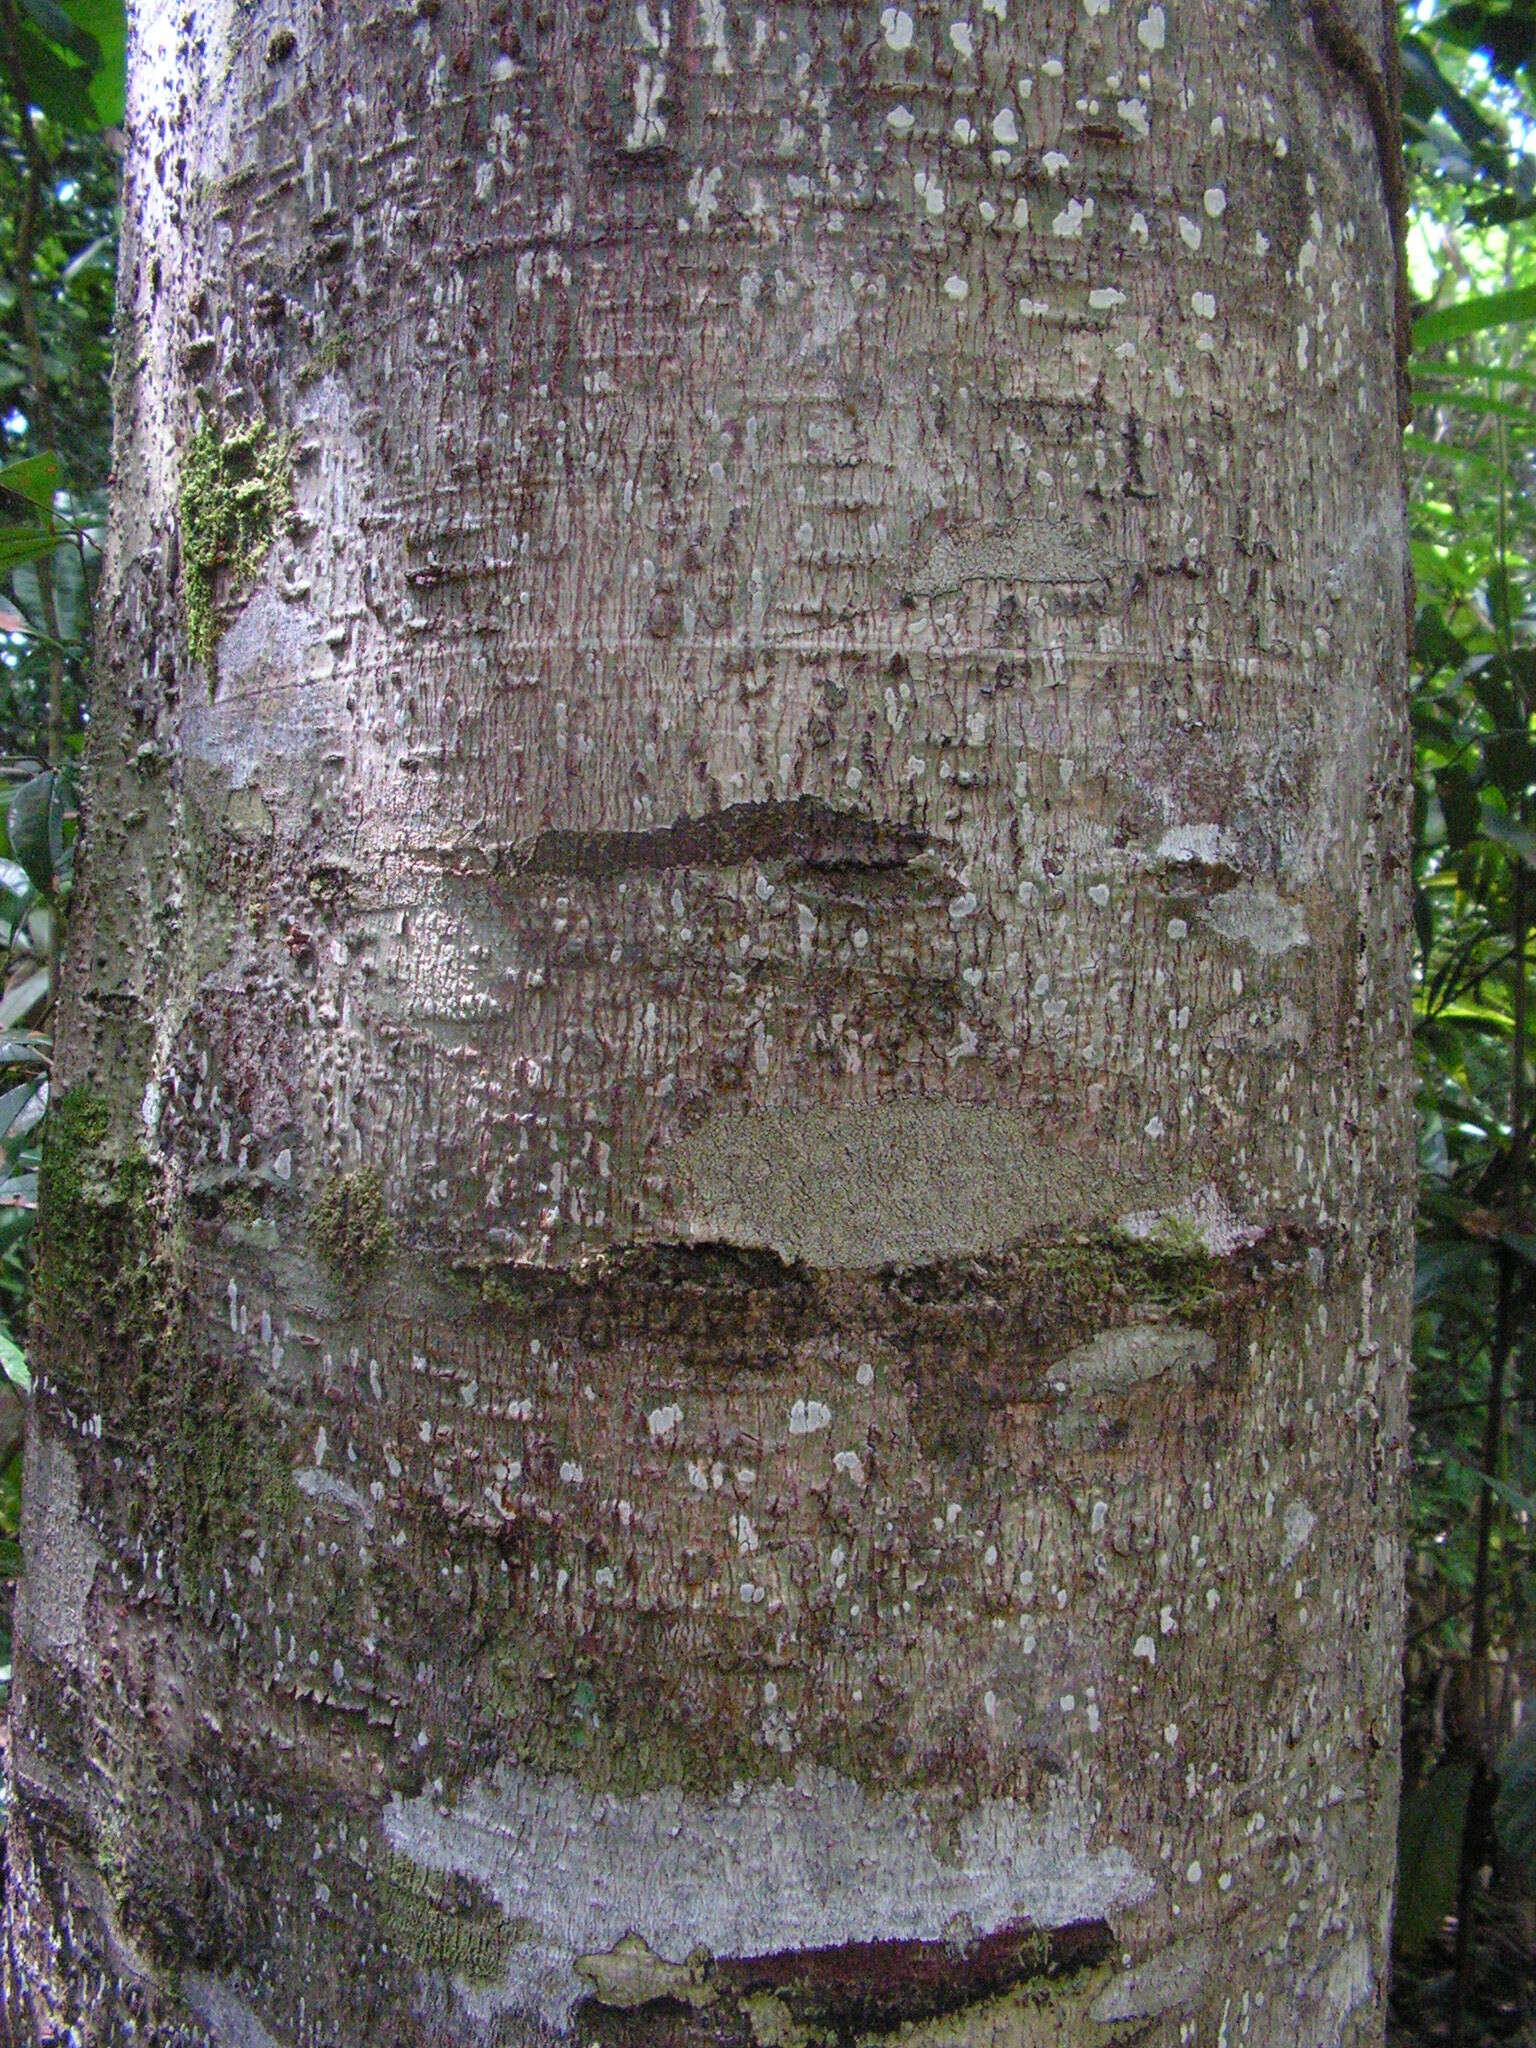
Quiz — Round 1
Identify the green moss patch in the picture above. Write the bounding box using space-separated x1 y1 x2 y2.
377 1850 514 1982
311 1169 394 1291
178 416 293 667
35 1088 295 1587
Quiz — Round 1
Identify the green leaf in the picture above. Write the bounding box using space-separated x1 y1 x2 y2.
1395 1758 1475 1955
5 773 54 896
12 18 101 127
1442 1453 1536 1520
0 1035 50 1071
1414 605 1468 676
1401 34 1505 152
1412 282 1536 351
0 973 48 1032
0 454 60 513
1432 3 1536 77
0 1329 30 1396
0 524 57 572
1478 802 1536 870
60 0 124 124
0 1080 44 1151
18 0 98 66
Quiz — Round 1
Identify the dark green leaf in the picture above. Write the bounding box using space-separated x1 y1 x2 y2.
0 455 59 513
5 773 54 895
12 19 101 127
1395 1759 1476 1955
1414 604 1469 676
0 524 56 573
0 1329 29 1396
1401 35 1505 151
1412 282 1536 351
1478 802 1536 869
1441 769 1484 851
1433 3 1536 76
60 0 125 124
18 0 99 66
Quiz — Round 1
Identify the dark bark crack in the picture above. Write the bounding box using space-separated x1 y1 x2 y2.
574 1916 1115 2047
512 798 929 880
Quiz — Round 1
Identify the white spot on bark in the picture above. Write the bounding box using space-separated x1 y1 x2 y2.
698 0 732 71
293 1467 374 1527
647 1403 683 1439
623 62 667 150
1202 884 1309 957
788 1397 832 1435
1137 5 1165 49
913 169 946 216
1281 1498 1317 1566
881 6 914 50
1156 823 1236 866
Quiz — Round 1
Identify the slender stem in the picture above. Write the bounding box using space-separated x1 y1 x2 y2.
1449 403 1529 2034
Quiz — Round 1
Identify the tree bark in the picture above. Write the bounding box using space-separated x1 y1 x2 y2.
4 1 1413 2043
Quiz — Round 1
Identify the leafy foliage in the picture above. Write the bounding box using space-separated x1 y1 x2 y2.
0 0 117 1697
1396 1 1536 2027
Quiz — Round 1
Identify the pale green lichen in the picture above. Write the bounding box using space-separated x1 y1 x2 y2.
178 417 292 667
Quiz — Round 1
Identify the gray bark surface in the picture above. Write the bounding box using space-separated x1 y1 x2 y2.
4 1 1412 2043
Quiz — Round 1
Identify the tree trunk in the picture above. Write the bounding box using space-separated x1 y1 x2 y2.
5 0 1413 2043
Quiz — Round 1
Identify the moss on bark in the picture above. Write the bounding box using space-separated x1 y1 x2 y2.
178 417 292 667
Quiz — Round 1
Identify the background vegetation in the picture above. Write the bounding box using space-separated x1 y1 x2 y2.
0 2 1530 2039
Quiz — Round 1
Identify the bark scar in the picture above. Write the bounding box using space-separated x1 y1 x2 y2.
511 797 929 879
575 1918 1115 2042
